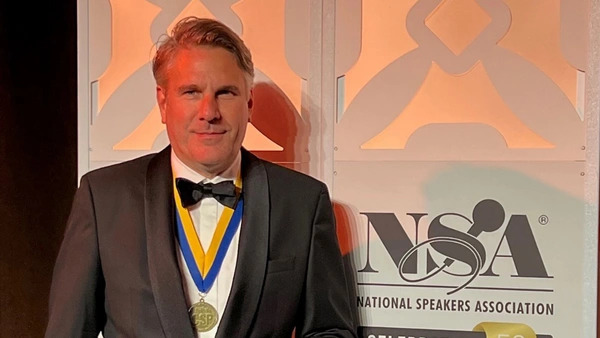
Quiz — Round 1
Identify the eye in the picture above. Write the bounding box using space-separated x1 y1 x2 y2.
216 89 237 99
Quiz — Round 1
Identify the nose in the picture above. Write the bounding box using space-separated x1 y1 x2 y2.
197 94 220 121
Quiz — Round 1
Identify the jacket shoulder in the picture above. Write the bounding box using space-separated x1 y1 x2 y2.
261 160 327 195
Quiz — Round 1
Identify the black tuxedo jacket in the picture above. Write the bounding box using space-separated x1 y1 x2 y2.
45 146 357 338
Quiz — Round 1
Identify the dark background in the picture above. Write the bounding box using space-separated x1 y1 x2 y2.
0 2 599 338
0 1 78 337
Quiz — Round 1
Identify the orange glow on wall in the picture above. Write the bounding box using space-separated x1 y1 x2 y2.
233 0 303 114
362 62 554 149
425 0 492 56
167 0 215 33
113 105 163 150
498 0 578 107
92 0 584 157
97 0 161 113
342 0 419 110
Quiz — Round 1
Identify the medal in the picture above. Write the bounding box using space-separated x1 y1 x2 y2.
173 173 243 333
189 298 219 332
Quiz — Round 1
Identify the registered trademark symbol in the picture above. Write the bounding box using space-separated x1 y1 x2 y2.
539 215 549 225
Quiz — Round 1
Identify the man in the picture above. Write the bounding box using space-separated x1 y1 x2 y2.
45 16 357 338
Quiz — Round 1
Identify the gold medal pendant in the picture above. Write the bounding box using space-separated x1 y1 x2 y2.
189 298 219 332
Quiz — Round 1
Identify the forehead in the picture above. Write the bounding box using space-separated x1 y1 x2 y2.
166 46 246 86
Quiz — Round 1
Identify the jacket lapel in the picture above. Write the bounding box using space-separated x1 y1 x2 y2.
145 146 195 338
216 149 270 337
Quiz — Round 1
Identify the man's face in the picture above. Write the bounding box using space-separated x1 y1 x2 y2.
157 46 252 176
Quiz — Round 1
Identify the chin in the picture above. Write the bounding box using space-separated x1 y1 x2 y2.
191 151 230 167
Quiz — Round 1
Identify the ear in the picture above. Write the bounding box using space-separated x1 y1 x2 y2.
157 86 168 124
247 88 254 122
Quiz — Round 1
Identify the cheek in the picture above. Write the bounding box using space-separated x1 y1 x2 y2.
233 116 249 142
166 102 195 127
221 102 250 128
238 119 249 137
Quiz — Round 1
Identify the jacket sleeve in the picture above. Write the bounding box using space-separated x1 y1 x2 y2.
45 175 106 337
296 184 358 338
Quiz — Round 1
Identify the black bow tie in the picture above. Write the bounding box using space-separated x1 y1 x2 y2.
175 178 238 209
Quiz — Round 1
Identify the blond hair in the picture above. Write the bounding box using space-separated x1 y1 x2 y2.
152 17 254 88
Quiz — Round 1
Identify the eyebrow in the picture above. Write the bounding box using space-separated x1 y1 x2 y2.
176 84 200 93
175 84 241 94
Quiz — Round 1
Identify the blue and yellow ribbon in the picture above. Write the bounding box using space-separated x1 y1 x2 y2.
174 173 243 294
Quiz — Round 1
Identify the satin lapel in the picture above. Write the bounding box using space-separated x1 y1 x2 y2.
216 149 270 337
145 146 195 338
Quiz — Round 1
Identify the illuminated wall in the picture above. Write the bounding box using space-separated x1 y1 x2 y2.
78 0 599 336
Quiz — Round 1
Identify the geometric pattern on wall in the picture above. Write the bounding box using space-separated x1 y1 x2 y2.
335 0 588 161
87 0 589 168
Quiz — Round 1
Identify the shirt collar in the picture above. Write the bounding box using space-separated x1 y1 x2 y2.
171 148 241 184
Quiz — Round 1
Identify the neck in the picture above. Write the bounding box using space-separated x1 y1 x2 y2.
171 149 241 181
188 162 229 179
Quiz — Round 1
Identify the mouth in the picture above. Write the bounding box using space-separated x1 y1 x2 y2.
196 131 225 135
192 131 226 140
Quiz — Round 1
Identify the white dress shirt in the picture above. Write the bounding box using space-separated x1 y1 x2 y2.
171 150 241 338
